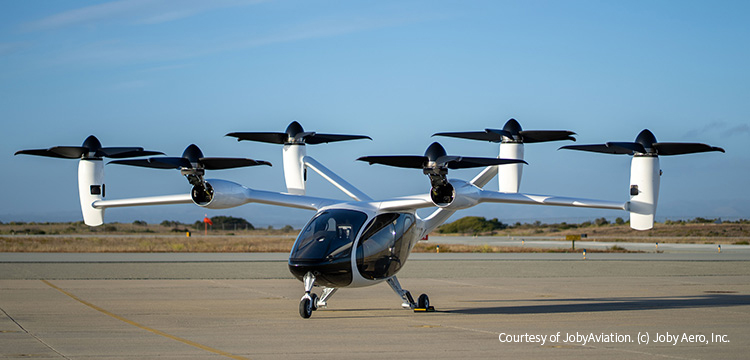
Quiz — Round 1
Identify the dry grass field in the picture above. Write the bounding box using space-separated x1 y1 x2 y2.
1 221 748 253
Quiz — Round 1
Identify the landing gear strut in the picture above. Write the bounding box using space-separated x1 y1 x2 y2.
299 272 316 318
298 272 339 319
387 276 434 312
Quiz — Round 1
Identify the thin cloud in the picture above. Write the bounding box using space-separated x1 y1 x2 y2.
0 42 30 56
722 124 750 137
47 11 442 67
682 120 726 139
20 0 266 32
682 120 749 141
231 12 446 52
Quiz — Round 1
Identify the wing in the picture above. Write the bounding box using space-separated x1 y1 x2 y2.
478 190 628 211
93 194 194 209
376 193 435 212
91 183 340 212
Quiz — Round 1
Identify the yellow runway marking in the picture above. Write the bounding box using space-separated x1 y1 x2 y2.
41 280 249 360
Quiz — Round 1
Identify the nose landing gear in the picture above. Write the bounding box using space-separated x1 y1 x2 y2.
299 272 317 318
298 272 339 319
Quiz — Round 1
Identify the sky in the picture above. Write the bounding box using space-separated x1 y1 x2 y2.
1 0 749 228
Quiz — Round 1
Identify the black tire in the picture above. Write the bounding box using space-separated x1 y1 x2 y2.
299 297 313 318
310 293 319 311
417 294 429 309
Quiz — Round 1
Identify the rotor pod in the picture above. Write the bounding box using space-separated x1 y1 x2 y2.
358 142 527 204
559 129 724 231
227 121 371 194
432 118 576 144
109 143 271 197
15 135 165 227
432 118 573 192
14 135 164 160
226 121 372 145
559 129 725 156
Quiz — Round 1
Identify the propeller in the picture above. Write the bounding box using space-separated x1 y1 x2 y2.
358 142 526 190
433 118 576 144
559 129 725 156
15 135 164 160
358 142 526 170
109 144 271 188
226 121 372 145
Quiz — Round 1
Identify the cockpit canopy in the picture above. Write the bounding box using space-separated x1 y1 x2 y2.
356 212 417 280
288 209 418 287
290 209 368 263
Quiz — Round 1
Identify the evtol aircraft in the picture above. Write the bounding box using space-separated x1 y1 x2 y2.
15 119 725 318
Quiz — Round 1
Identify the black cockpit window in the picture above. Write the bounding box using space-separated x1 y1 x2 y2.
290 209 368 262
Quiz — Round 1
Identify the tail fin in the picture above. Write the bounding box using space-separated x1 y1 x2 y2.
78 159 105 226
628 156 660 230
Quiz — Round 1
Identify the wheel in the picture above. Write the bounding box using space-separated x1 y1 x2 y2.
417 294 429 309
310 293 319 311
299 297 313 318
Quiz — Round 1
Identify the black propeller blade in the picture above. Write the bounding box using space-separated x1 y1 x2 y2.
226 121 372 145
433 118 576 144
357 142 527 170
560 129 725 156
15 135 164 159
109 144 272 170
359 142 527 203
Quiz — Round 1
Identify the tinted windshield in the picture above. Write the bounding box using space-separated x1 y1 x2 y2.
356 212 416 280
290 209 368 262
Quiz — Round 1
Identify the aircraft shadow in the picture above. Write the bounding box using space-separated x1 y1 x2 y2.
446 294 750 315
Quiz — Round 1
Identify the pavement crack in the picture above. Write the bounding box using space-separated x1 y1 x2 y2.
1 304 70 359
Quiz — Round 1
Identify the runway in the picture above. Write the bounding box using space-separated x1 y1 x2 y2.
2 253 749 359
427 235 750 254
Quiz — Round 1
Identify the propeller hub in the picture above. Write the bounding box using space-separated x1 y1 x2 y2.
81 135 102 152
285 121 305 143
502 118 523 142
635 129 658 154
424 142 448 162
503 118 522 132
182 144 204 164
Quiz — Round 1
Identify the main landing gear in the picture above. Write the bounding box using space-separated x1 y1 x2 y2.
387 276 434 312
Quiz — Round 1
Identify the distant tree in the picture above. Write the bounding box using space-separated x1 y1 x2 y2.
161 220 184 227
438 216 507 234
691 217 716 224
595 217 609 226
197 216 254 230
282 225 295 232
615 217 625 225
133 220 148 226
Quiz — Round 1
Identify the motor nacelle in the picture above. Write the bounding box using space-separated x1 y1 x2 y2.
430 182 454 206
191 179 251 209
430 179 482 210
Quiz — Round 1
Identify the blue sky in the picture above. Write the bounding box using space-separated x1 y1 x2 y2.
1 0 748 227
